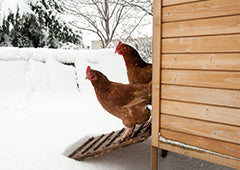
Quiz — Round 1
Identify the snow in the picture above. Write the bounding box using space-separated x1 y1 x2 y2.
0 47 233 170
0 0 34 22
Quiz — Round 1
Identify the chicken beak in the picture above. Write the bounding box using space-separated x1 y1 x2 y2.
86 74 97 81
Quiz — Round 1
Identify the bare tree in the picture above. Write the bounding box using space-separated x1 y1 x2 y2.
61 0 152 48
121 0 153 16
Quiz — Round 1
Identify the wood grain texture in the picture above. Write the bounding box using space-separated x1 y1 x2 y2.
161 85 240 108
163 0 204 6
161 100 240 126
162 15 240 37
163 0 240 22
151 146 158 170
161 114 240 144
162 34 240 53
152 0 162 148
153 0 240 167
162 53 240 70
161 70 240 89
161 129 240 159
158 141 240 169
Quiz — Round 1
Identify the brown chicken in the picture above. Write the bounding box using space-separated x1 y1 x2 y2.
115 41 152 84
115 41 168 157
86 66 151 141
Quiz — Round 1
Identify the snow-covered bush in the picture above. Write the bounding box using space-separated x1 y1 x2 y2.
0 9 44 47
0 0 83 48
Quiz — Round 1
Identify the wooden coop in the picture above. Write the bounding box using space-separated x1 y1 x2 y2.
151 0 240 169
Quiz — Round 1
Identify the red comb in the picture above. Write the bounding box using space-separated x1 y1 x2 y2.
115 41 122 51
86 66 91 75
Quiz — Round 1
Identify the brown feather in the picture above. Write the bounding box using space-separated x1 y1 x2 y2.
86 68 151 128
115 42 152 84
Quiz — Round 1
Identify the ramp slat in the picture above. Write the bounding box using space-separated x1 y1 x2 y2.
68 121 151 161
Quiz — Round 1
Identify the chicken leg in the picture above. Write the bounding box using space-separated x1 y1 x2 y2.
118 127 135 142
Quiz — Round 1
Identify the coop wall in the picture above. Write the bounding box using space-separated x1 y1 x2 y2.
152 0 240 169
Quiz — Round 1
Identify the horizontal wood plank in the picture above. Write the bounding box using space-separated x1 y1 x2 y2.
161 100 240 126
160 114 240 145
162 34 240 53
161 85 240 108
161 70 240 89
162 53 240 70
163 0 240 22
158 141 240 169
160 129 240 159
163 0 204 6
162 15 240 37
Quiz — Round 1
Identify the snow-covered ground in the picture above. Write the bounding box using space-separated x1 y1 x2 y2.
0 47 233 170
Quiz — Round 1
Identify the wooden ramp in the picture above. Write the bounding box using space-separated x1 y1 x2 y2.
69 121 151 161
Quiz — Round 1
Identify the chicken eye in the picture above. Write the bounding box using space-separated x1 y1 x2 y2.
91 74 97 80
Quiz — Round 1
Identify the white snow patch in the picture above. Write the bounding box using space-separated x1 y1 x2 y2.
0 0 34 23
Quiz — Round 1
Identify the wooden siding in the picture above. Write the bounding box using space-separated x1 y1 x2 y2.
161 114 240 145
161 100 240 126
162 15 240 37
161 129 240 159
161 85 240 108
162 54 240 71
152 0 240 169
162 34 240 53
158 141 240 169
162 70 240 89
162 0 240 22
163 0 205 7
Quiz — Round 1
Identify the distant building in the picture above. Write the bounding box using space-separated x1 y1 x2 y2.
91 40 102 49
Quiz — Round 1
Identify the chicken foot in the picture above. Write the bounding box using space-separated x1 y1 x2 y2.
118 127 135 142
